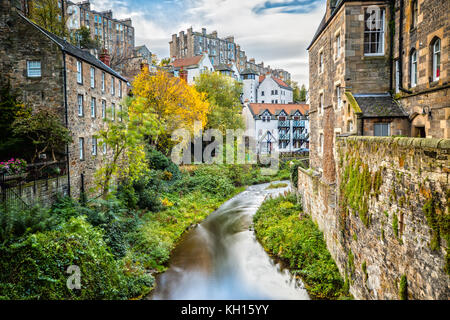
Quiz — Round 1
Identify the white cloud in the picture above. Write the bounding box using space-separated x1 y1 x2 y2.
89 0 326 86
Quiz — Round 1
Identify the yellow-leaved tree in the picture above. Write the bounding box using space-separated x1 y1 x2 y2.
131 68 210 152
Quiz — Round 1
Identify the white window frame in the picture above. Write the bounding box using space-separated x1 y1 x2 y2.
119 105 123 122
91 137 97 156
27 61 42 78
111 76 115 95
101 72 105 92
79 137 85 160
410 50 417 87
90 67 95 88
102 141 107 154
102 100 106 119
395 59 400 93
77 94 84 116
432 39 441 82
336 85 342 108
91 97 96 118
364 8 386 56
118 81 122 98
77 60 83 84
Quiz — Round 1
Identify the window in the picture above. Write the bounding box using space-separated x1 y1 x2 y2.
374 123 390 136
90 67 95 88
410 50 417 87
91 97 96 118
77 61 83 84
79 138 85 160
102 72 105 91
111 77 115 95
411 0 418 29
27 61 41 77
261 91 264 96
336 34 341 58
319 133 324 155
91 137 97 156
319 51 324 73
336 85 342 108
319 93 324 114
119 105 123 122
102 142 107 155
102 100 106 119
432 39 441 81
112 103 115 121
395 60 400 93
77 94 84 116
119 81 122 98
364 7 385 55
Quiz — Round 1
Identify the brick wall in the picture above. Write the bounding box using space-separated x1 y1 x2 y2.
298 136 450 299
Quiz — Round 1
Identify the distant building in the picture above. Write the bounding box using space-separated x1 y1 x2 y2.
0 2 129 198
215 62 240 81
169 27 291 79
171 52 214 84
241 69 293 104
242 103 309 154
134 45 152 62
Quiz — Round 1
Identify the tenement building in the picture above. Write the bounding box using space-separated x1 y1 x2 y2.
169 27 291 80
0 1 128 198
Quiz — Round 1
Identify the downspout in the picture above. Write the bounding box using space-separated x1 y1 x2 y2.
62 51 71 197
389 0 394 92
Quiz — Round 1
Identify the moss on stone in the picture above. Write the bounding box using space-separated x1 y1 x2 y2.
399 275 408 300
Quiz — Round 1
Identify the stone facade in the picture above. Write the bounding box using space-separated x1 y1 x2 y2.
392 0 450 139
0 3 128 199
298 136 450 300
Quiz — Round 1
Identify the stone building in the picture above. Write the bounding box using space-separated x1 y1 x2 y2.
0 1 128 198
391 0 450 138
169 27 291 80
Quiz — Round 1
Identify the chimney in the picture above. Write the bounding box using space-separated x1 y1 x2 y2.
211 30 217 38
202 28 206 35
99 49 111 67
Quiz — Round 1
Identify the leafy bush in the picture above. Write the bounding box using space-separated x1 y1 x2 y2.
253 194 350 300
0 217 139 299
191 165 234 197
146 147 181 182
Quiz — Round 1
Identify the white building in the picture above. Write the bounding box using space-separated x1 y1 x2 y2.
257 74 293 104
171 52 214 84
241 69 293 104
242 103 310 154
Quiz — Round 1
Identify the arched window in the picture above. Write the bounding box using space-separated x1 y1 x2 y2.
432 38 441 81
410 49 417 87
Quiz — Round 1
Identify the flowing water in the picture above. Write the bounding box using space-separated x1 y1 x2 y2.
148 182 310 300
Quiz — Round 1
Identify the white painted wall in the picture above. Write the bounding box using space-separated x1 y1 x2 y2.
186 54 214 84
242 77 258 103
257 76 293 104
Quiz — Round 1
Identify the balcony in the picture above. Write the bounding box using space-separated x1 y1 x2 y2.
279 133 290 140
293 120 306 127
293 132 307 140
278 120 290 128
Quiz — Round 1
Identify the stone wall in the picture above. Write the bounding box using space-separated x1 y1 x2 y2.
298 136 449 299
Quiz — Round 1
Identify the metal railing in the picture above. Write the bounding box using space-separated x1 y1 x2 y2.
278 120 290 128
293 120 306 127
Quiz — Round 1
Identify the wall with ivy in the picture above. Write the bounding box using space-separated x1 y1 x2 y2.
298 136 449 300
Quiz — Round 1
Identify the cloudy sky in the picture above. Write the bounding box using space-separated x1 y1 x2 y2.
90 0 326 87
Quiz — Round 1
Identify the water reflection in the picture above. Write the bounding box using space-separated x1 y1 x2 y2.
148 182 310 300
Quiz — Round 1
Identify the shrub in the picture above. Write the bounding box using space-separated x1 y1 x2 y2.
0 217 131 299
146 147 181 182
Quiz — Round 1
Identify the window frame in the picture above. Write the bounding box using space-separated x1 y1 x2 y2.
91 97 96 118
27 61 42 78
91 136 97 156
102 100 106 119
101 72 105 92
79 137 85 160
90 67 95 88
77 94 84 117
432 39 441 82
410 49 417 87
374 123 390 136
77 60 83 84
363 7 386 56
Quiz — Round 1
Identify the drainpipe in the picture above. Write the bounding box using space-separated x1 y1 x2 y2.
389 0 394 92
62 51 71 197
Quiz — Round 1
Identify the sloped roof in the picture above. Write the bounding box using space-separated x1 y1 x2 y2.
18 12 128 82
352 94 408 118
172 55 203 68
272 77 292 90
215 64 232 72
248 103 309 118
240 68 258 75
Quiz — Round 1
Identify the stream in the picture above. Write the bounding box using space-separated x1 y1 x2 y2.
148 181 310 300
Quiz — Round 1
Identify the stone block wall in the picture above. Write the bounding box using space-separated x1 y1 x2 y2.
298 136 449 299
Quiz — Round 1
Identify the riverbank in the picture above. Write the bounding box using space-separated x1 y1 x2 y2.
253 193 353 300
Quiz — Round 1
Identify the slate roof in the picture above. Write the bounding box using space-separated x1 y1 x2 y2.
215 64 233 72
18 12 128 83
248 103 309 118
240 68 258 75
352 94 408 118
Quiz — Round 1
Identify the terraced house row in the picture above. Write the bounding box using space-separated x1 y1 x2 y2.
0 1 128 198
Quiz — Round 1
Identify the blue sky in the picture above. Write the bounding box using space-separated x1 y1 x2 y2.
91 0 326 85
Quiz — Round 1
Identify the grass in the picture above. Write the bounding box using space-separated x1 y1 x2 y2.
253 193 352 300
266 182 288 190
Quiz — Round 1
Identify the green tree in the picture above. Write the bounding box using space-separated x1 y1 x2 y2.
194 71 244 133
29 0 68 37
71 26 101 50
299 84 307 102
12 109 72 163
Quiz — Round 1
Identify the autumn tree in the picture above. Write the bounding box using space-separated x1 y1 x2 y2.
131 68 210 153
29 0 68 38
94 98 157 198
194 71 244 133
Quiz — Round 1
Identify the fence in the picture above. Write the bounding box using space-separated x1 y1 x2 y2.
0 161 69 210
